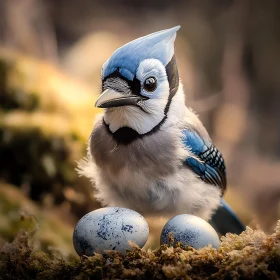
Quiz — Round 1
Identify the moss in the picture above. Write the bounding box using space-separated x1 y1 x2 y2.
0 124 76 201
0 49 100 213
0 222 279 279
0 183 75 256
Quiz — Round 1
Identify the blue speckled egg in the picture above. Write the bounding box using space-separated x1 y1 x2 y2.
160 214 220 249
73 207 149 255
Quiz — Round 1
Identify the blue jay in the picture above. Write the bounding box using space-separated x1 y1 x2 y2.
78 26 245 235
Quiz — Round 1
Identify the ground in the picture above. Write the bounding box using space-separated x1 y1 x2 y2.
1 222 280 279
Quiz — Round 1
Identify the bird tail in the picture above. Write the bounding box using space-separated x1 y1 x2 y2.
209 198 246 235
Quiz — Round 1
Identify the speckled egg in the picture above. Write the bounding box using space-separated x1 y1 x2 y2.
73 207 149 255
160 214 220 249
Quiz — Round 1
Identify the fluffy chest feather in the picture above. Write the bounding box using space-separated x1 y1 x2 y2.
80 116 221 219
90 118 187 182
89 118 197 214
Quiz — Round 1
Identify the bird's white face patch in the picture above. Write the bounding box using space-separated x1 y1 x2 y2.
134 58 170 118
103 59 171 134
136 58 169 100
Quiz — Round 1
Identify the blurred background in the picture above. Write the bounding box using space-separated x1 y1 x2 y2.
0 0 279 255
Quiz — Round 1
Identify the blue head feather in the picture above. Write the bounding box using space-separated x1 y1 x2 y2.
102 26 181 81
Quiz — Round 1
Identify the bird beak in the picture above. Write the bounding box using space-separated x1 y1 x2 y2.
95 88 145 108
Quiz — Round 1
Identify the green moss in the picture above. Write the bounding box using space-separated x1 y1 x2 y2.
0 183 75 256
0 222 280 279
0 50 100 209
0 57 40 111
0 124 79 202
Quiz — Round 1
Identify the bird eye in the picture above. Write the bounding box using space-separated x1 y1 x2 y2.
143 77 157 92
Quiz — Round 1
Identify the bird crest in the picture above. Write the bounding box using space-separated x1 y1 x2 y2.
102 26 181 81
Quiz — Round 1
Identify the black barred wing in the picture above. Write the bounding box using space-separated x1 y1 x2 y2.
199 145 227 191
182 130 227 193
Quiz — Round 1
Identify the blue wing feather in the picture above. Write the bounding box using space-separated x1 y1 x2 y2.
182 130 245 234
182 130 227 193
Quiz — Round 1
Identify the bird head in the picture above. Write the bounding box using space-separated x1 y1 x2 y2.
95 26 184 138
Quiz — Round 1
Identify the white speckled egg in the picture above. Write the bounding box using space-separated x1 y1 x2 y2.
73 207 149 255
160 214 220 249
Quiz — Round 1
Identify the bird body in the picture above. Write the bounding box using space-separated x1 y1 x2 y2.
80 87 220 220
78 26 245 233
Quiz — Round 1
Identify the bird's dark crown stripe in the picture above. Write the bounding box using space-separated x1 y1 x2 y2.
103 55 179 145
